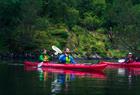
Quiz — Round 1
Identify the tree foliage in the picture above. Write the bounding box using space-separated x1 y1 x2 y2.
0 0 140 57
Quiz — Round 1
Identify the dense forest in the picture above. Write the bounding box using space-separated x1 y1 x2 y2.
0 0 140 58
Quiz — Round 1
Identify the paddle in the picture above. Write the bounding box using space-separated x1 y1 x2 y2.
38 46 62 68
38 62 44 68
52 45 62 55
118 59 125 63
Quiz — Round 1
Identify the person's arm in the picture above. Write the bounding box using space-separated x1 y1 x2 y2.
39 55 44 61
70 56 76 64
124 57 128 63
59 54 65 63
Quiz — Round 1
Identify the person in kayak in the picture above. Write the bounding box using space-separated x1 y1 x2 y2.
59 48 76 64
38 49 50 67
124 52 136 63
39 49 50 62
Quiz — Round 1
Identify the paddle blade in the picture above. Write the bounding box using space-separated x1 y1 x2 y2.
52 45 62 55
38 62 43 68
118 59 125 63
54 52 59 55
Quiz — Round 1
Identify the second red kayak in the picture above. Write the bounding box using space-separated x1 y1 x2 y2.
24 61 107 71
101 61 140 68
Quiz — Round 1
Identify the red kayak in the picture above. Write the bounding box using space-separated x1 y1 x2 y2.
101 62 140 76
101 61 140 68
25 66 106 79
24 61 107 71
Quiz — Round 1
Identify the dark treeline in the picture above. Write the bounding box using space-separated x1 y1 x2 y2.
0 0 140 58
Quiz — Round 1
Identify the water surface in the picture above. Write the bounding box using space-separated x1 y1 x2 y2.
0 61 140 95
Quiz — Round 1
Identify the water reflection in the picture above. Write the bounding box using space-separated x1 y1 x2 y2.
51 74 63 94
3 62 140 95
37 68 48 81
117 68 133 89
107 66 140 89
24 66 106 79
51 73 75 95
24 66 106 94
107 66 140 77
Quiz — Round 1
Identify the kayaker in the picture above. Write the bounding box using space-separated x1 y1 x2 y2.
39 49 50 62
59 48 76 64
124 52 136 63
38 49 50 67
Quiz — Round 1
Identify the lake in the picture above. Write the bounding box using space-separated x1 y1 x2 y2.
0 61 140 95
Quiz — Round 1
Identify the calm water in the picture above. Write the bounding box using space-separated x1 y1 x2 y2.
1 61 140 95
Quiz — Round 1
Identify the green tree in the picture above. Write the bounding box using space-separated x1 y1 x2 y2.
106 0 140 53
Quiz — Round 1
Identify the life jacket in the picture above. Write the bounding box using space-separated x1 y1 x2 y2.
59 54 76 64
66 56 71 64
44 55 48 61
39 54 49 62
